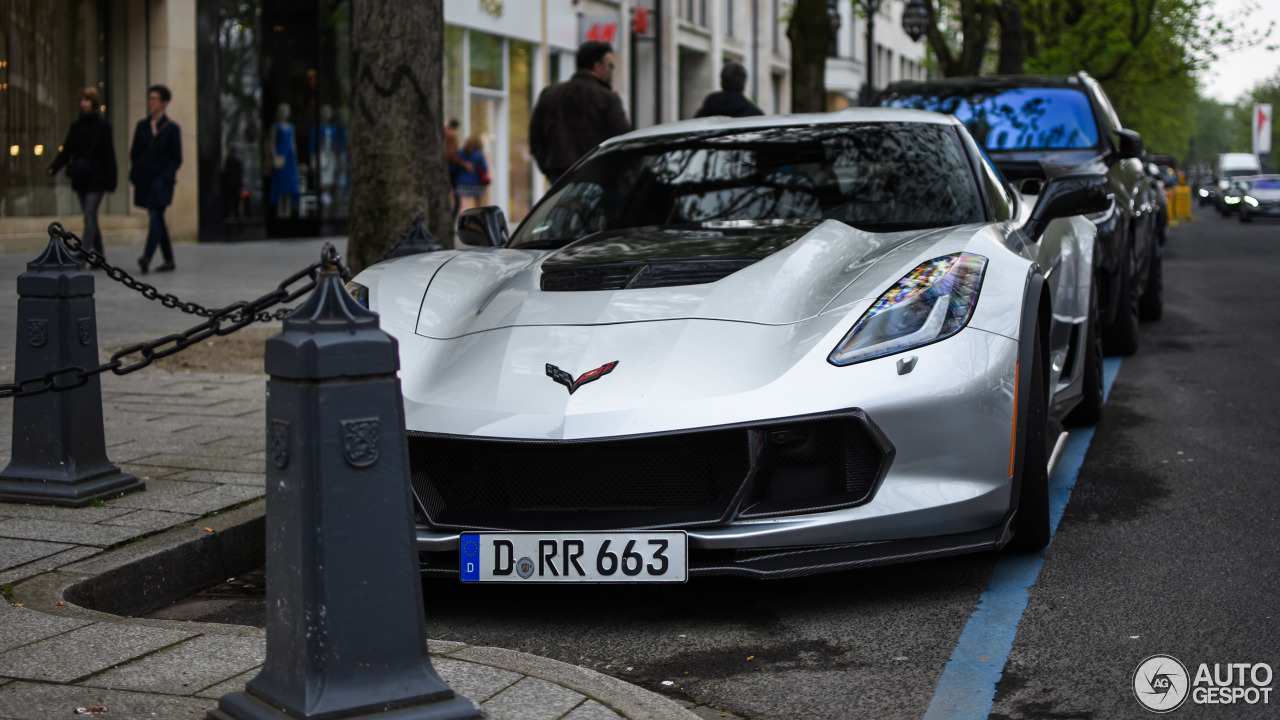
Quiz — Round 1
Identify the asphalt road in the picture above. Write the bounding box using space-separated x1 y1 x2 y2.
138 207 1279 719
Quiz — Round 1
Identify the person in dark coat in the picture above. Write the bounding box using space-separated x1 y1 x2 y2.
529 41 631 185
47 87 118 258
694 61 765 119
129 84 182 273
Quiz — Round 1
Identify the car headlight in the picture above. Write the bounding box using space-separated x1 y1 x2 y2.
1244 196 1259 207
1225 195 1240 204
345 280 369 309
1198 188 1209 197
829 253 988 366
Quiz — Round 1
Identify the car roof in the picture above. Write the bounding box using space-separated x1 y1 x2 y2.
600 107 962 147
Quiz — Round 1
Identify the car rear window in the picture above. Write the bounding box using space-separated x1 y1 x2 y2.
512 122 985 248
883 87 1100 151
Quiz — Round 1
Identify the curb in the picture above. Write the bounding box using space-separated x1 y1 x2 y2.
10 503 700 720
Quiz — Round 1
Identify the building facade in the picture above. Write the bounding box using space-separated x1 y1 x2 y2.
0 0 926 251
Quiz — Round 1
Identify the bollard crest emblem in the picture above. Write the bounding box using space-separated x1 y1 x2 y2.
270 419 290 469
341 417 380 468
26 319 48 348
77 318 93 346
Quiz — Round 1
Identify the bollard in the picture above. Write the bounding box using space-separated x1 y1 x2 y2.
209 252 482 720
0 228 142 506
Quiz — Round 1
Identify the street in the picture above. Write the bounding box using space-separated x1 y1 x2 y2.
136 206 1280 719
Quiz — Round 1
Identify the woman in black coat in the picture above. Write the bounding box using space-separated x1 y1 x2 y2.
48 87 118 258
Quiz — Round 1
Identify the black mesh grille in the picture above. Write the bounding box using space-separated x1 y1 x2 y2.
408 411 892 532
737 418 886 518
409 429 751 531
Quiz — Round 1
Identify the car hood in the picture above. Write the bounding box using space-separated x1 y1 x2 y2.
390 220 982 339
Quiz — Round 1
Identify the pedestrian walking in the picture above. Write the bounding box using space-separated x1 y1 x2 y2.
454 135 490 213
129 84 182 274
694 61 765 118
47 87 117 259
445 118 472 221
529 41 631 185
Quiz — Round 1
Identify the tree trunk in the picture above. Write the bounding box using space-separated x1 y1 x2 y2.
923 0 996 77
788 0 835 113
348 0 451 275
997 0 1026 74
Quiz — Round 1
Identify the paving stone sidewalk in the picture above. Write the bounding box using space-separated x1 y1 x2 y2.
0 238 707 720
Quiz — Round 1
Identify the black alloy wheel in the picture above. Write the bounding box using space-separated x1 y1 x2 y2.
1102 239 1140 356
1139 239 1164 321
1066 278 1104 426
1007 321 1051 552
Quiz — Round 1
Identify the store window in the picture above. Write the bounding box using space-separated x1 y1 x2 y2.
1 0 112 219
508 39 534 223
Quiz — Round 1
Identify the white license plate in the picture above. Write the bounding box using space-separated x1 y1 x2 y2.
459 532 688 583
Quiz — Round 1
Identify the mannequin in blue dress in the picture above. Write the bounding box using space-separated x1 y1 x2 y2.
269 103 299 217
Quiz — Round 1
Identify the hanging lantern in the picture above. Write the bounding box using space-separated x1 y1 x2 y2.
902 0 929 42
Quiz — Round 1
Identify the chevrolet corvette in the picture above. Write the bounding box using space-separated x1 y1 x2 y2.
346 109 1111 580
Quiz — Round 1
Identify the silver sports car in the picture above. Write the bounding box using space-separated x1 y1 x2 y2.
347 109 1111 581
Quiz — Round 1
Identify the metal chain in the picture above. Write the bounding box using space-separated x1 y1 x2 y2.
0 228 350 400
52 223 348 322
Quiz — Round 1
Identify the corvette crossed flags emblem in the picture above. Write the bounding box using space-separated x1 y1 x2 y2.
545 361 619 394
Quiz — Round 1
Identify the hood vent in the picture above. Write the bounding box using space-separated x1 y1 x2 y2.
541 258 760 292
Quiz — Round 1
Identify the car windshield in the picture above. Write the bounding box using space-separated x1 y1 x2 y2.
882 87 1100 151
1224 168 1259 179
510 122 985 249
1249 178 1280 190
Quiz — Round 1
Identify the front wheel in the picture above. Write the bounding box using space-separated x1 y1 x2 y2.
1240 209 1253 223
1066 280 1104 426
1006 322 1050 552
1102 243 1140 356
1139 241 1164 322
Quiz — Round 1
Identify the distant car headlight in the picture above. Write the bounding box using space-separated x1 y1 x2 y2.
829 253 988 366
1198 188 1209 197
1085 196 1116 225
345 280 369 308
1244 196 1259 207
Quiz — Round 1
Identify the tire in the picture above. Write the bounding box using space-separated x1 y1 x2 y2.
1102 242 1140 356
1240 209 1253 223
1065 280 1104 426
1138 241 1163 322
1006 322 1050 552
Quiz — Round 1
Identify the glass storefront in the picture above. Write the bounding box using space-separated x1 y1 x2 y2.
444 24 536 226
1 0 121 219
207 0 350 240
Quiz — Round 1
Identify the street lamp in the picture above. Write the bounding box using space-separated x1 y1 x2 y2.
859 0 929 105
902 0 929 42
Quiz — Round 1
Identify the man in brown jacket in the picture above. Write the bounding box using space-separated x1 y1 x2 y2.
529 41 631 185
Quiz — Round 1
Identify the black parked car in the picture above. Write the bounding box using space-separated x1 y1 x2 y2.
877 72 1164 355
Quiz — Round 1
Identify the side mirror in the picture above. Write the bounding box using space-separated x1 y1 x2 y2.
1023 172 1112 242
457 206 509 247
1115 129 1144 160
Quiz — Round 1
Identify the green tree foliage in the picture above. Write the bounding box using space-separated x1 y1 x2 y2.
919 0 1272 162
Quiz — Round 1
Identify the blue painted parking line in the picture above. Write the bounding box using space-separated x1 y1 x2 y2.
923 357 1122 720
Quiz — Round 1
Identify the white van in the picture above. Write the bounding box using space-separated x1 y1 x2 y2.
1216 153 1262 213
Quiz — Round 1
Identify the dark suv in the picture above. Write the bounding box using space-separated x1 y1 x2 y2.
877 73 1164 355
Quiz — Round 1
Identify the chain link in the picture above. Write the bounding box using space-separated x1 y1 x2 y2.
0 225 350 399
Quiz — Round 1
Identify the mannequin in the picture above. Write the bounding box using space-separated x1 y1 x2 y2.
269 103 299 217
315 104 338 207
